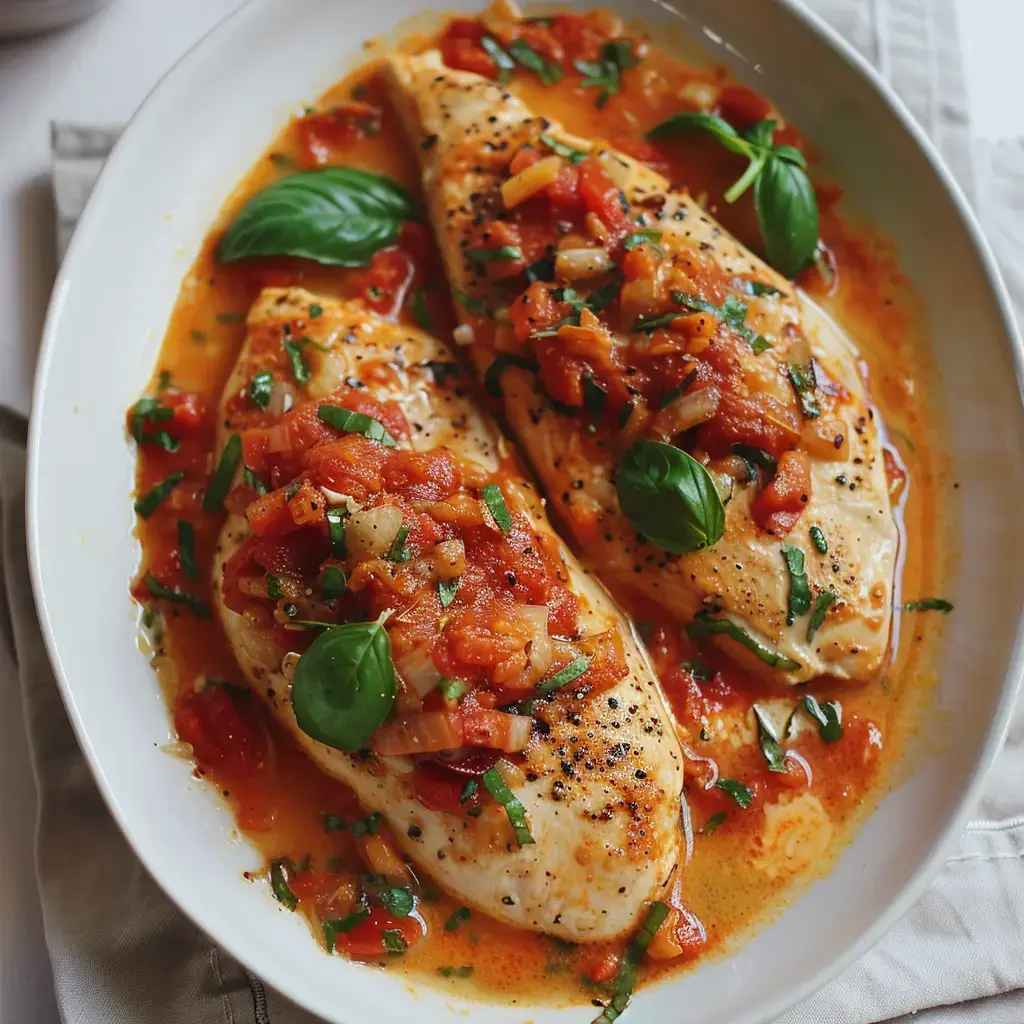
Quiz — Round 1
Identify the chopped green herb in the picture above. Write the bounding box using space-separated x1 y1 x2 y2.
216 310 246 325
623 228 663 254
269 152 294 168
617 401 635 429
382 929 407 954
482 766 534 846
283 339 310 385
129 397 179 452
903 598 953 613
509 38 563 85
657 369 698 410
525 256 556 282
700 812 727 835
308 303 323 319
444 906 471 932
266 573 283 600
249 370 274 410
156 370 173 391
351 812 381 838
715 778 752 808
326 506 347 557
269 858 299 910
582 374 607 422
687 612 800 671
321 566 346 599
190 329 206 343
452 287 487 314
437 577 460 608
672 290 770 353
484 352 538 398
422 360 461 386
631 311 680 333
536 655 590 699
574 39 640 109
753 704 788 773
386 524 412 563
285 480 301 501
134 471 185 519
594 901 668 1022
482 483 512 535
803 695 844 743
243 465 269 496
376 885 415 917
788 359 820 418
436 965 474 978
741 280 783 298
202 434 243 510
781 544 811 624
480 35 515 83
466 245 523 265
144 571 211 618
411 289 433 331
809 525 828 553
324 910 369 952
539 133 586 163
323 813 346 832
586 272 624 312
177 520 198 580
317 404 397 446
681 656 711 681
807 589 839 641
460 779 479 804
730 443 777 482
439 678 468 701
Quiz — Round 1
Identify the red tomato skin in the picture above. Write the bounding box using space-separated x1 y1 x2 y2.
174 687 267 776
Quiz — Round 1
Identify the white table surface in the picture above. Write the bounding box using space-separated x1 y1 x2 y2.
1 2 1021 1022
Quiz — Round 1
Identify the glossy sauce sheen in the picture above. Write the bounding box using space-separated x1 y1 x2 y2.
133 12 945 1007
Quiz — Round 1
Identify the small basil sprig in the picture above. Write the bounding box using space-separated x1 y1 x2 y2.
574 40 640 109
616 440 725 555
291 618 396 751
780 544 811 624
217 167 415 267
647 114 819 277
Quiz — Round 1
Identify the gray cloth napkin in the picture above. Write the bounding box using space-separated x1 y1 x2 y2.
4 1 1023 1022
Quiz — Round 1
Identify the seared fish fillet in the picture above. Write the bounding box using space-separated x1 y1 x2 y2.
386 50 898 684
213 287 684 941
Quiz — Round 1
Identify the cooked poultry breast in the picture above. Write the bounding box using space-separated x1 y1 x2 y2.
386 50 898 685
212 286 684 941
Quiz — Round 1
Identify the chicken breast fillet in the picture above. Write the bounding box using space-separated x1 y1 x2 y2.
386 51 899 685
212 287 684 941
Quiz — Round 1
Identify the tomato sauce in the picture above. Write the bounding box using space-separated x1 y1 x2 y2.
131 9 946 1008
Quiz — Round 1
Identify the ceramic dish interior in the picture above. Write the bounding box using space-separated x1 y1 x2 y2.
27 2 1024 1023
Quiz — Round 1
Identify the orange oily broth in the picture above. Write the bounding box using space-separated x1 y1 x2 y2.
134 18 944 1009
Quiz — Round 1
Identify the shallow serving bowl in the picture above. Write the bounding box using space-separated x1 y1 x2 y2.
26 1 1024 1021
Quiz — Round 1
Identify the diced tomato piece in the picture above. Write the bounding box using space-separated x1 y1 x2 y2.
751 450 811 534
545 163 583 216
622 242 659 282
174 687 268 776
440 21 497 79
330 908 423 959
715 84 774 132
577 629 629 695
304 434 390 502
509 144 542 176
585 952 620 984
220 535 261 613
698 391 797 459
164 392 208 435
461 708 531 752
398 221 431 270
550 12 617 62
534 337 589 407
246 488 295 538
468 220 527 281
252 530 332 578
287 478 327 527
382 448 460 502
411 762 475 813
509 281 563 343
297 103 381 166
577 159 630 242
359 246 415 319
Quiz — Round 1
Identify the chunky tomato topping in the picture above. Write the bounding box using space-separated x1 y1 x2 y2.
751 450 812 535
331 909 423 959
297 103 382 166
174 687 268 776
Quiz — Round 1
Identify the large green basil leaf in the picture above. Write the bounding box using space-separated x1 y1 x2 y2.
753 154 819 278
291 619 396 751
646 112 753 158
217 167 415 267
616 440 725 554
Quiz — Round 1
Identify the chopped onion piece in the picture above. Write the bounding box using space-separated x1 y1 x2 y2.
434 538 466 579
679 741 720 791
784 749 814 786
680 793 695 865
396 644 443 699
554 247 616 281
651 387 720 439
453 324 475 346
501 154 563 209
348 504 403 558
264 422 292 453
372 710 463 755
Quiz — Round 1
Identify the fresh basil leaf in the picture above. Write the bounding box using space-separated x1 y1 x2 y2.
249 370 274 410
144 571 211 619
536 655 591 699
509 39 563 85
283 339 310 385
326 505 347 557
587 272 624 312
687 612 800 671
699 812 727 835
382 929 408 954
525 257 555 283
134 471 185 519
616 440 725 555
714 778 752 809
480 35 515 83
582 374 607 422
903 598 953 613
631 311 679 333
324 910 369 952
483 766 534 846
657 369 698 411
753 704 788 772
809 525 828 553
788 359 820 419
754 153 819 278
386 524 412 563
482 483 512 535
646 111 753 157
202 434 242 510
321 565 346 599
351 811 381 838
803 695 843 743
781 544 811 623
807 589 838 641
217 167 414 267
773 144 807 168
729 443 776 482
466 245 523 264
317 403 397 446
444 906 471 932
437 577 459 608
484 353 538 398
244 465 268 496
539 133 586 163
291 619 396 751
376 885 415 917
269 858 299 910
596 901 669 1022
177 520 199 580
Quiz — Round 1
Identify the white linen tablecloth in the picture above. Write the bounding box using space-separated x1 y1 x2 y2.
4 1 1021 1021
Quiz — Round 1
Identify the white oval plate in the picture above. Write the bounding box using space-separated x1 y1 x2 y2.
27 1 1024 1022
